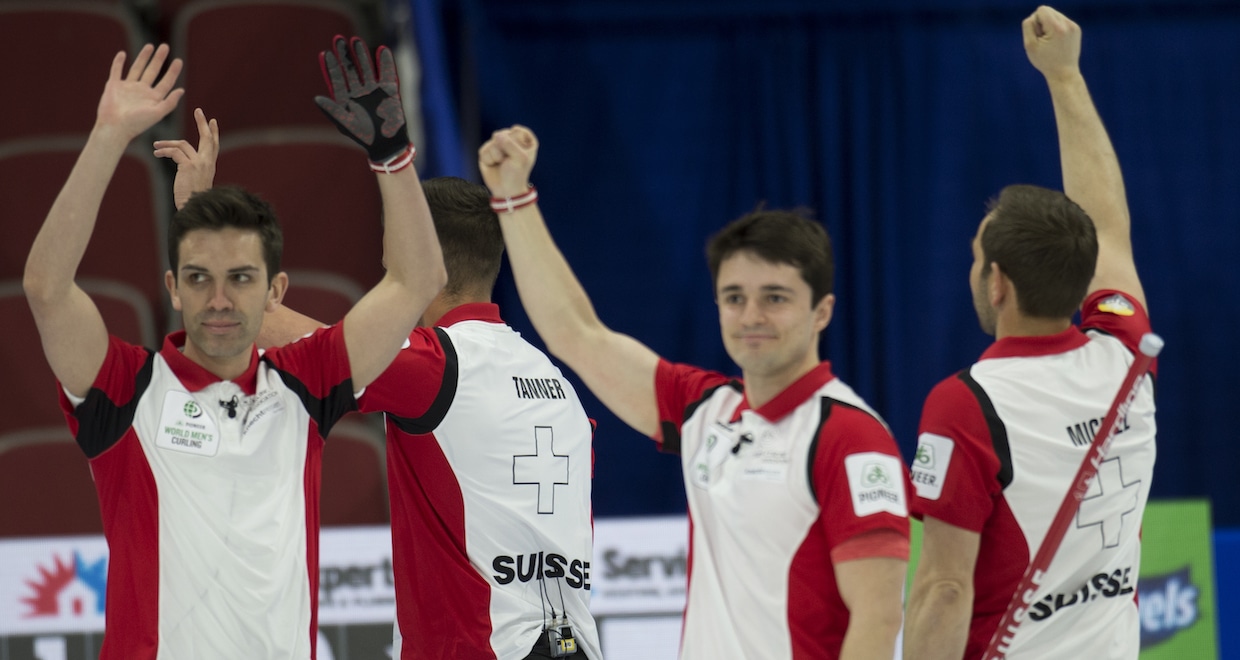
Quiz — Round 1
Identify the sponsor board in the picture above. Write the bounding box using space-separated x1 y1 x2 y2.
0 529 397 637
590 516 689 616
0 537 109 636
1136 500 1217 659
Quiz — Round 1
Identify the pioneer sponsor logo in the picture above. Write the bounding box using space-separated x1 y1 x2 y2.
493 552 590 589
1139 567 1199 649
911 433 953 501
1027 566 1135 622
845 453 907 517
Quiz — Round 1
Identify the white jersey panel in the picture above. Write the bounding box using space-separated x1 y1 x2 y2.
135 358 313 660
970 330 1155 658
677 378 880 660
435 320 602 660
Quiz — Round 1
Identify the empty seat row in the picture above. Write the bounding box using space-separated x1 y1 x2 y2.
2 1 369 143
0 417 389 538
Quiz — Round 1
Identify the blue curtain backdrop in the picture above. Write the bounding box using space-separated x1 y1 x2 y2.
411 0 1240 525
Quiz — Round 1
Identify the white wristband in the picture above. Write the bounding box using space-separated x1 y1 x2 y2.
370 145 416 174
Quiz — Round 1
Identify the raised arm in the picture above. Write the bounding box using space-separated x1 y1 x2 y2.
24 44 184 397
480 126 661 437
1025 6 1145 308
315 37 445 390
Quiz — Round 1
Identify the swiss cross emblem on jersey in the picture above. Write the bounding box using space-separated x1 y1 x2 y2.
513 426 570 514
1076 456 1141 548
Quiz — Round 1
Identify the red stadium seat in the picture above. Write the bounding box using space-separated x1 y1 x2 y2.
0 2 141 142
172 0 364 138
321 417 389 526
281 269 365 326
214 128 386 293
0 139 172 331
0 279 159 435
0 427 103 538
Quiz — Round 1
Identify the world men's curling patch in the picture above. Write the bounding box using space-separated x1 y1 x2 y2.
1097 294 1135 316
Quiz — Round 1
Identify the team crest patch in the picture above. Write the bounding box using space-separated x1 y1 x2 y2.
844 453 907 517
1097 294 1135 316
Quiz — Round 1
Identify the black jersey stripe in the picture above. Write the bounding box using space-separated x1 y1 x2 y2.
661 379 743 457
75 350 157 459
274 365 359 440
806 397 834 501
388 327 460 435
957 369 1013 490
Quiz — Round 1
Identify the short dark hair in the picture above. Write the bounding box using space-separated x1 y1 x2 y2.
706 208 834 305
982 184 1098 319
423 177 504 298
169 186 283 283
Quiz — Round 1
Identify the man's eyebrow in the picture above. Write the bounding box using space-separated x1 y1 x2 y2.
179 264 261 274
719 283 796 293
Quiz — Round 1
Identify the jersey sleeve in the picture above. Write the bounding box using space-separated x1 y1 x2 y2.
354 327 448 419
653 359 735 455
1080 289 1156 373
59 335 153 458
813 402 910 552
909 374 1003 532
263 323 356 433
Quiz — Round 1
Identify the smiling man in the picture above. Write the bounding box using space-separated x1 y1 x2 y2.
478 125 910 660
22 39 444 659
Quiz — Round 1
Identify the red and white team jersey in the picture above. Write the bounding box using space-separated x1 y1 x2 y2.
911 290 1157 659
654 360 909 660
357 303 602 660
59 327 355 660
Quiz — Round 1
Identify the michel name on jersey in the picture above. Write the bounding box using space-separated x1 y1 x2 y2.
513 376 568 400
493 551 591 589
1065 413 1131 447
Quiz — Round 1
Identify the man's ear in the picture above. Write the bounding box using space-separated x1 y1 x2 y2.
266 271 289 312
989 262 1010 308
813 293 835 333
165 270 182 311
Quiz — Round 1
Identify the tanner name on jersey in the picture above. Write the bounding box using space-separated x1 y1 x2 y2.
513 376 567 400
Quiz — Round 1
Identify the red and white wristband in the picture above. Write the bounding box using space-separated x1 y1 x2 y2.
490 185 538 213
369 145 417 174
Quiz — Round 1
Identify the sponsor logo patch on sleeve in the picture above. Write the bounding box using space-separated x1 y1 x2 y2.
844 452 908 518
1097 294 1135 317
910 433 954 501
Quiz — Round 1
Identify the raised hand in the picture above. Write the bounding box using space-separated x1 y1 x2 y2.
95 44 184 142
478 125 539 199
1023 5 1082 81
154 107 220 210
315 36 411 168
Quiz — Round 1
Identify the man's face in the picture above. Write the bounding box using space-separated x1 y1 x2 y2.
715 251 833 382
166 227 283 372
970 215 998 336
